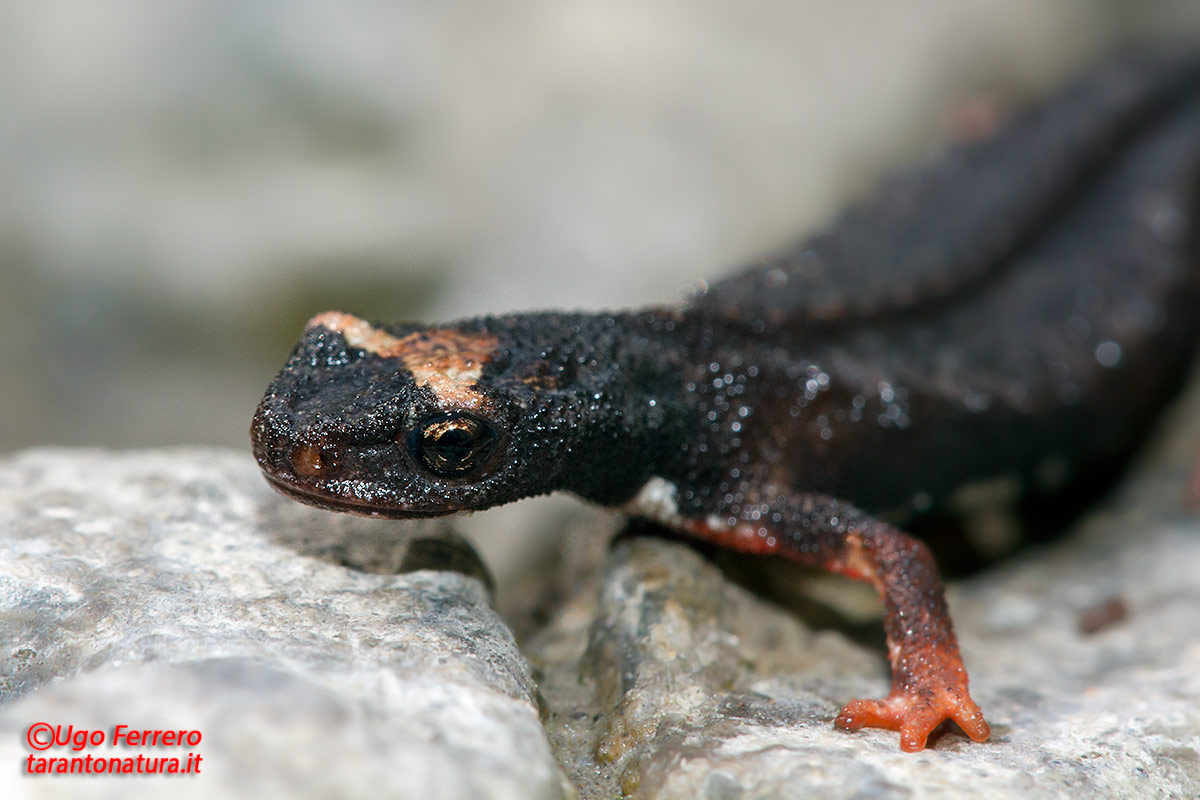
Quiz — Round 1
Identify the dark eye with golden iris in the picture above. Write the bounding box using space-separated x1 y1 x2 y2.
408 413 499 478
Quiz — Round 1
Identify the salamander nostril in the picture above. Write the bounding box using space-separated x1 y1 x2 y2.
290 445 338 478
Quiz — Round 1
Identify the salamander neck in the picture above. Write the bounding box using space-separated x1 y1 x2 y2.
477 309 695 505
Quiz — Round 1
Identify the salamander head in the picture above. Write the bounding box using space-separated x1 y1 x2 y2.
251 311 619 517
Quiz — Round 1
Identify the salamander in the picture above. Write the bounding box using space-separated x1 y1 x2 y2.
251 51 1200 751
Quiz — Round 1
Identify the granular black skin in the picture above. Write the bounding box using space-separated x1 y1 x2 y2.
252 50 1200 751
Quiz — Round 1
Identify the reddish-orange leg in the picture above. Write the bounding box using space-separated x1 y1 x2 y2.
681 493 990 751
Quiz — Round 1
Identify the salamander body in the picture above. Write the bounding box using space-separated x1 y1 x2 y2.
252 51 1200 751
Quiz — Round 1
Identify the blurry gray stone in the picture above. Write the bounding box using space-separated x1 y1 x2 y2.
0 448 568 800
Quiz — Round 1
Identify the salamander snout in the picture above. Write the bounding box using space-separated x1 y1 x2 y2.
249 403 345 485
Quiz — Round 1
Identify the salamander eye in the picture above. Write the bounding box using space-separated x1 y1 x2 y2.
409 413 499 478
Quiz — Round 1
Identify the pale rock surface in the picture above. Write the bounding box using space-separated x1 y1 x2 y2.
0 449 568 800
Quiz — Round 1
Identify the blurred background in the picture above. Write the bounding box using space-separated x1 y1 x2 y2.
3 2 1199 581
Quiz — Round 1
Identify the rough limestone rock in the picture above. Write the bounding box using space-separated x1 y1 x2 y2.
0 449 568 800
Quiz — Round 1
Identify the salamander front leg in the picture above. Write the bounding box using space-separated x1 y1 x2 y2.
682 493 990 751
824 513 990 751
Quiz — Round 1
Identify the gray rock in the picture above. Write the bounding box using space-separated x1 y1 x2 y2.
0 448 569 800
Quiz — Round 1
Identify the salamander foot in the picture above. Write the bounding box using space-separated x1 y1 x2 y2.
835 684 990 752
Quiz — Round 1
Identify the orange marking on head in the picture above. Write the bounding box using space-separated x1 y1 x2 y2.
307 311 499 411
